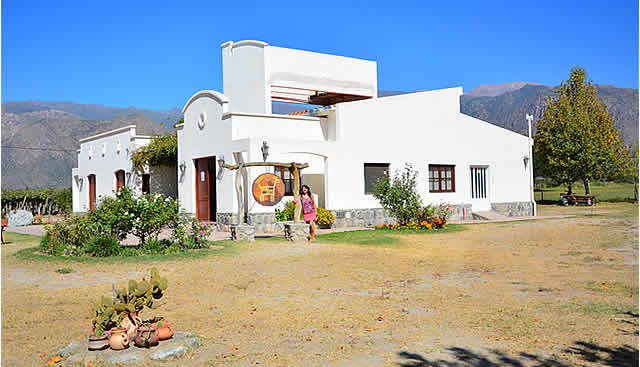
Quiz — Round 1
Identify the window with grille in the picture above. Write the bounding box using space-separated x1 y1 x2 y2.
364 163 390 194
274 167 298 196
429 165 455 193
470 167 487 199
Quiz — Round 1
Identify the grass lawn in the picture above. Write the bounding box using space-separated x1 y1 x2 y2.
535 181 636 203
2 204 638 366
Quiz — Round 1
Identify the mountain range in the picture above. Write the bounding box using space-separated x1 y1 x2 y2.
2 83 637 189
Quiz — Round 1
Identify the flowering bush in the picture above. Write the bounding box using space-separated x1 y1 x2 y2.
315 207 335 226
434 202 454 222
170 214 213 249
40 215 93 255
375 218 447 231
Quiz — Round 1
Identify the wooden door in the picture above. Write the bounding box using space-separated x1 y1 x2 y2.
115 170 125 191
88 175 96 211
195 158 210 221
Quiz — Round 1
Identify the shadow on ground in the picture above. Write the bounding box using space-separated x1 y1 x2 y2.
397 341 639 367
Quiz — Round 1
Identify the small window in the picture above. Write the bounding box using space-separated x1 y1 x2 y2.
115 170 125 191
364 163 390 194
429 165 455 193
142 174 150 195
274 167 299 196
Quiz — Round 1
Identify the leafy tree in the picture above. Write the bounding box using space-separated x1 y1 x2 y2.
373 163 422 225
534 66 628 195
627 143 639 200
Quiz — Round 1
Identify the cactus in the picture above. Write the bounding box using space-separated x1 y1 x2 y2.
104 268 169 327
91 296 116 336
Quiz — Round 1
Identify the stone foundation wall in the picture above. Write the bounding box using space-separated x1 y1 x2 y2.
217 203 476 232
491 201 534 217
149 165 178 199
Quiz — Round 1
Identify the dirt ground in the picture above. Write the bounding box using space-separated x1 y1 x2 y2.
2 203 638 366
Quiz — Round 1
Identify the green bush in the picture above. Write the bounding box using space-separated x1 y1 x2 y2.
142 239 170 254
373 164 422 225
414 205 436 223
84 235 122 257
275 200 304 222
41 215 93 255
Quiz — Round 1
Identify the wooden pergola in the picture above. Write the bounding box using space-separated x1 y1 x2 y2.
219 162 309 224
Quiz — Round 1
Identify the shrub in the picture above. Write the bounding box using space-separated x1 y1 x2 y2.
275 200 299 222
372 164 422 225
434 202 454 222
170 214 212 249
33 215 43 224
414 205 436 223
142 239 171 254
315 208 335 226
84 235 122 257
128 193 180 244
41 215 93 255
188 219 212 248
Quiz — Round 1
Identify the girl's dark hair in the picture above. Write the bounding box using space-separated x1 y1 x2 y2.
300 184 312 197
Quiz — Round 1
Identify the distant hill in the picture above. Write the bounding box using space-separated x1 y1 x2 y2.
1 110 170 189
2 83 637 189
2 101 182 126
466 82 543 97
460 84 639 144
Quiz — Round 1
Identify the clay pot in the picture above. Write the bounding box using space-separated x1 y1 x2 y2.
88 334 109 351
152 318 174 340
120 313 141 341
133 326 159 348
108 327 129 350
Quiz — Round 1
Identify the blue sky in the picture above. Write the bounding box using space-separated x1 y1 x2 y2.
2 0 638 110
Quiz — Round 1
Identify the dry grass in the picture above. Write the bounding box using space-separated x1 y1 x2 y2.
2 202 638 366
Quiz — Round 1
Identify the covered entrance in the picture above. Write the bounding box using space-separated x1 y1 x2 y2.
195 157 217 222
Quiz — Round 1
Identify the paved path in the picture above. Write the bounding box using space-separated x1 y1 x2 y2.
4 214 575 242
449 214 575 224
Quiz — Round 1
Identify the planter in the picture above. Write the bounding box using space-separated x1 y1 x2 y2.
151 318 174 340
317 223 332 229
87 334 109 351
1 219 7 227
120 312 141 341
133 326 159 348
108 327 129 350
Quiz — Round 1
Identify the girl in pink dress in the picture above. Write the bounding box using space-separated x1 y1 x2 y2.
300 184 317 241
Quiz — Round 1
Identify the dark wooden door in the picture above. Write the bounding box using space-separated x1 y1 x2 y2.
195 158 210 221
88 175 96 211
115 170 125 191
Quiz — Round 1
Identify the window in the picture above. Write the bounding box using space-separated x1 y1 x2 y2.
274 167 299 196
115 170 125 191
142 174 150 195
364 163 390 194
429 165 455 193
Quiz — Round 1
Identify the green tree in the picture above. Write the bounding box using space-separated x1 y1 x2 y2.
534 66 628 195
372 163 422 225
627 143 639 200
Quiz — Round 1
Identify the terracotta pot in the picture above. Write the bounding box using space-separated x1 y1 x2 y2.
108 327 129 350
120 313 140 340
152 318 174 340
1 219 7 227
134 326 159 348
88 334 109 351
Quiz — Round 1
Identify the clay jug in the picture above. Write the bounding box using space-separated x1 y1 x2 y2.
87 334 109 351
133 326 159 348
120 313 140 340
108 328 129 350
154 319 174 340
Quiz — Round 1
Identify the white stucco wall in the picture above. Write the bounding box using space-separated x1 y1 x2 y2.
221 40 377 114
73 127 177 213
324 87 530 210
74 126 142 212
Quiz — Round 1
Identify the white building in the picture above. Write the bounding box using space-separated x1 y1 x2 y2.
72 125 177 213
178 40 535 231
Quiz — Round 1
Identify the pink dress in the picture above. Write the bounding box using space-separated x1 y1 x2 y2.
301 196 317 222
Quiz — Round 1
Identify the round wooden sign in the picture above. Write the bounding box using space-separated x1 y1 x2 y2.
252 173 286 206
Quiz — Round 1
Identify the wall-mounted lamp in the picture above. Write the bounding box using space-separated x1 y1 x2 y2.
179 161 186 173
261 141 270 162
102 143 107 156
78 177 84 188
116 141 122 154
88 148 93 159
125 171 132 184
217 155 226 180
523 154 530 168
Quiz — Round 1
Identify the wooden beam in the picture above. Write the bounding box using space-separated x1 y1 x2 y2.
220 162 309 170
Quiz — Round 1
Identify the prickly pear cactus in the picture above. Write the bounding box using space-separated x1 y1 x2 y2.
107 268 169 326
